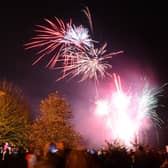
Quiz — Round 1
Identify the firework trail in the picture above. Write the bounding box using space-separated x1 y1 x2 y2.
82 6 94 34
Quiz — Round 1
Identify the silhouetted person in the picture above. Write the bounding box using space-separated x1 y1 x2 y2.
65 149 89 168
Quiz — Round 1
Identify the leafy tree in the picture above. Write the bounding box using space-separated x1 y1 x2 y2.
29 92 81 149
0 80 31 146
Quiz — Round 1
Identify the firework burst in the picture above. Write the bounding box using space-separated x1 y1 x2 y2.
62 25 93 49
25 17 93 68
25 17 68 68
25 7 123 81
94 73 166 146
57 44 123 82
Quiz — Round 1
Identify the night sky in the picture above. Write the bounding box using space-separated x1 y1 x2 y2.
0 1 168 117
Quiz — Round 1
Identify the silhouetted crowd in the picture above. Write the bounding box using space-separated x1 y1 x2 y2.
1 142 168 168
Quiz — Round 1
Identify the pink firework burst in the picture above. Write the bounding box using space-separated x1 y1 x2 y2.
25 17 93 68
93 73 164 147
25 17 69 68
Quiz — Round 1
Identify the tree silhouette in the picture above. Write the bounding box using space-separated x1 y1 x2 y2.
29 92 81 149
0 80 31 146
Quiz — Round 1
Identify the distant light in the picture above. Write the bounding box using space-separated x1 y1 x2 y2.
0 90 6 96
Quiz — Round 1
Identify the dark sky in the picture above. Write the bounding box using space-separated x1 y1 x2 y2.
0 1 168 115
